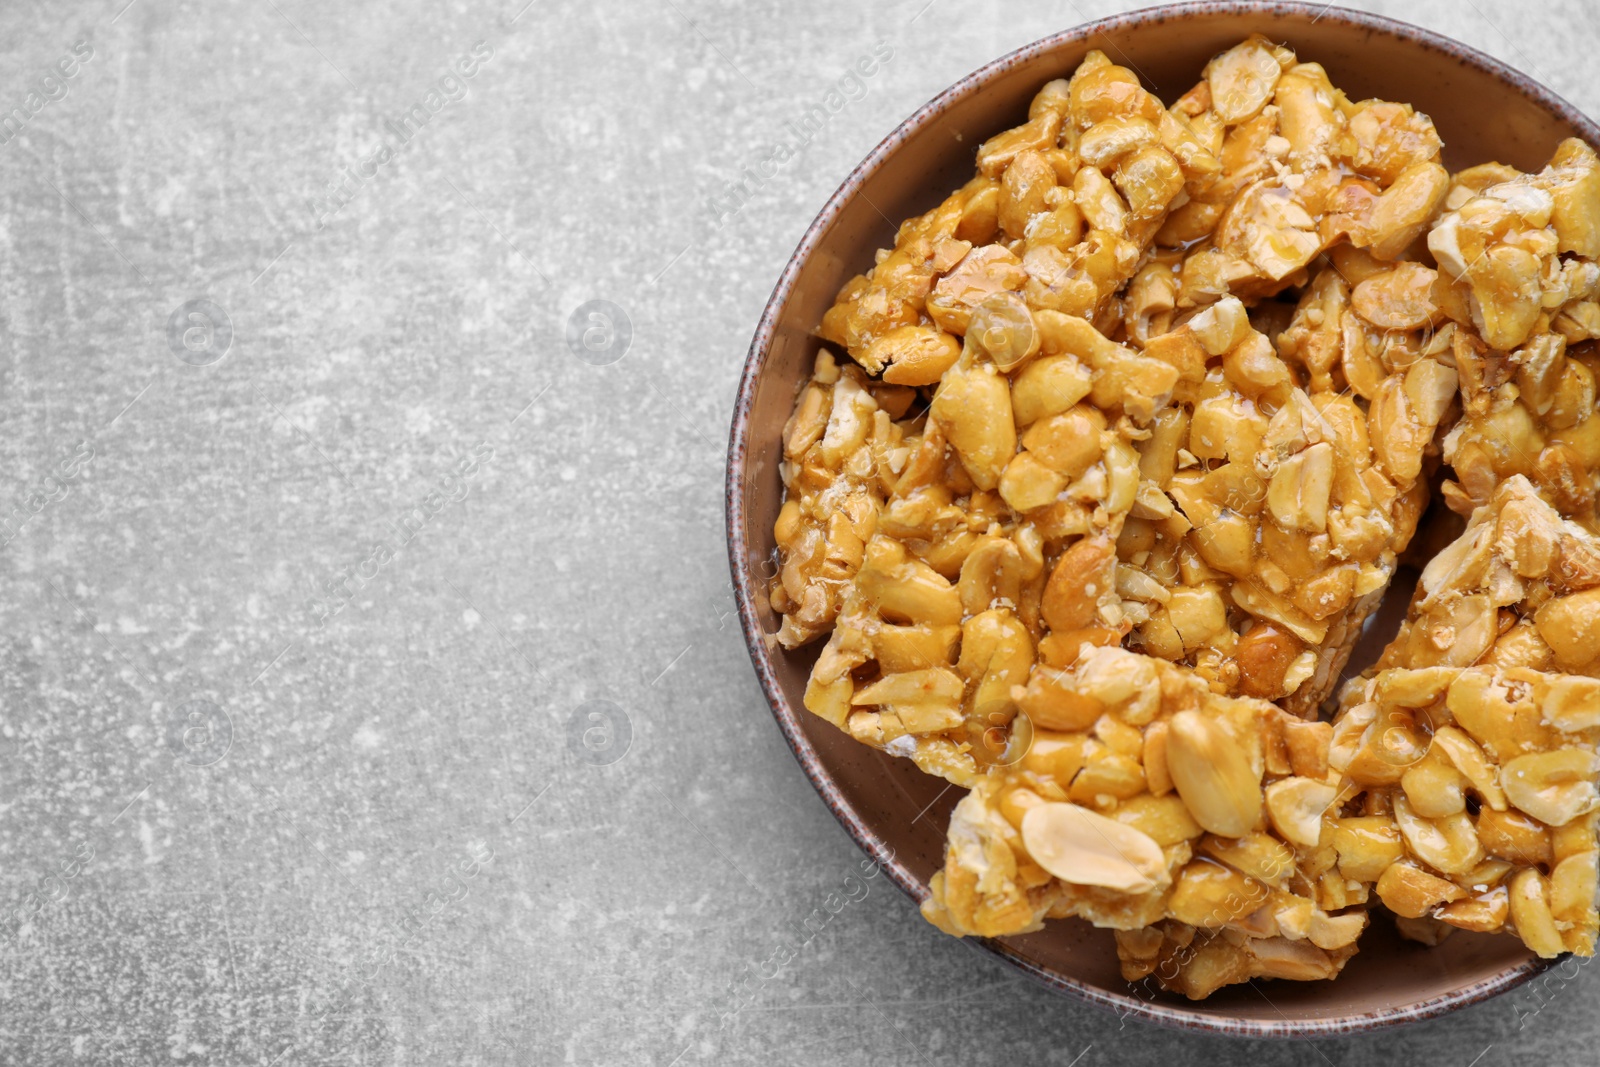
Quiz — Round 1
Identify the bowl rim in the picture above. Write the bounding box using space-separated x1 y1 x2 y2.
726 0 1597 1037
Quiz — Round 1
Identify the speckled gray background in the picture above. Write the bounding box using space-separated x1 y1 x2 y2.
0 0 1596 1063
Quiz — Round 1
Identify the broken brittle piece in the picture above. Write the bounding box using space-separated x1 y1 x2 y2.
1431 139 1600 520
919 650 1367 998
1333 477 1600 957
1334 663 1598 958
1377 475 1600 674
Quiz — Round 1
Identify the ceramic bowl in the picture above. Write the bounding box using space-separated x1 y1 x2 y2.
726 0 1600 1035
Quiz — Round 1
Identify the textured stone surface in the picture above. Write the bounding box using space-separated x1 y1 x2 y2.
0 0 1596 1062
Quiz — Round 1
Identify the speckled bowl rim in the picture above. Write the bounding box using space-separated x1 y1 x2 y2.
726 0 1598 1037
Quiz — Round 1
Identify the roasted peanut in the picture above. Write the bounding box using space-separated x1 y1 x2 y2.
1021 802 1168 891
1167 709 1264 838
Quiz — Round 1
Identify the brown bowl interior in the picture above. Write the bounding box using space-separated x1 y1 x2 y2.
729 1 1600 1035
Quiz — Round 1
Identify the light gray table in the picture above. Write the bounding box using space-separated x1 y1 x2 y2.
1 0 1596 1062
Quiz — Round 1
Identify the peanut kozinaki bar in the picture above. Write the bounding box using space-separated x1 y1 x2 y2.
767 36 1600 999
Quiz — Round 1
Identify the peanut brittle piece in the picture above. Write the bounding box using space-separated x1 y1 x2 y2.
1379 475 1600 674
1333 477 1600 957
920 650 1366 997
1430 139 1600 521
